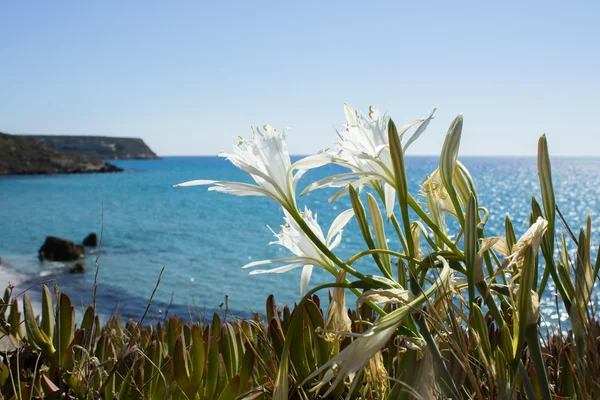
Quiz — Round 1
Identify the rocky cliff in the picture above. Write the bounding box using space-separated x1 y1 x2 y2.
0 132 123 175
22 135 159 160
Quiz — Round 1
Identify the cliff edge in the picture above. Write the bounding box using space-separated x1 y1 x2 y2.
0 132 123 175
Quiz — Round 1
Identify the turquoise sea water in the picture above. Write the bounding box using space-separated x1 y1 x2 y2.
1 156 600 324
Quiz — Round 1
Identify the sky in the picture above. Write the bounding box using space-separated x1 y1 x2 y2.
1 1 599 156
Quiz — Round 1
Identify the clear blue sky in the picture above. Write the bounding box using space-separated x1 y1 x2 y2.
1 1 599 156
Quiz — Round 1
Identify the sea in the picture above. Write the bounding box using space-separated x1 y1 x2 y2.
1 156 600 326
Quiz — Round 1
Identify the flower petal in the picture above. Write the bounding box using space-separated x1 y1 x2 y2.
384 183 396 219
403 108 437 151
326 209 355 246
207 182 271 197
300 172 373 196
291 154 342 171
291 169 306 190
327 177 374 203
173 179 218 188
300 265 314 296
327 232 343 251
241 257 310 269
344 103 358 125
249 262 307 275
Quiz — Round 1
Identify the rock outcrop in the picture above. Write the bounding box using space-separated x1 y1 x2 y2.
39 236 84 261
22 135 159 160
0 132 124 175
82 233 98 246
68 262 86 273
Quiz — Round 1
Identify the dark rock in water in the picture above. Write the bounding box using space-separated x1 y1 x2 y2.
39 236 84 261
68 262 86 273
82 233 98 246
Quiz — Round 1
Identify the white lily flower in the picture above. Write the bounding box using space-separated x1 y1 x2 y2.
174 124 338 210
242 207 354 296
301 104 436 218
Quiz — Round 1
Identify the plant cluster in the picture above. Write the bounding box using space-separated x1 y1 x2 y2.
174 105 600 399
1 105 599 399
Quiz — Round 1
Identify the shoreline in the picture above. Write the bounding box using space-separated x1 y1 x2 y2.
0 256 253 323
0 263 43 318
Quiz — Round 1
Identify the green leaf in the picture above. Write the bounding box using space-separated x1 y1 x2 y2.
366 193 392 277
494 349 508 390
504 215 516 253
41 285 55 341
173 333 191 390
217 374 241 400
537 134 555 248
439 114 465 226
117 365 135 400
203 337 220 399
8 299 22 339
499 322 513 368
221 322 240 380
143 340 159 396
289 321 311 381
23 293 55 357
0 363 9 387
80 305 95 333
166 317 179 356
536 135 571 307
190 325 205 389
388 118 417 292
513 246 536 366
465 194 478 307
348 185 389 278
239 342 256 392
470 304 491 356
62 328 84 372
303 299 330 365
526 323 552 400
266 295 277 323
56 293 74 364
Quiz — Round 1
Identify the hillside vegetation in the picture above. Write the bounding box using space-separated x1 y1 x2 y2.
22 135 159 160
0 132 123 175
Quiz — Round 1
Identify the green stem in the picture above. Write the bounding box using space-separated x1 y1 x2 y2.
415 316 461 399
518 359 537 400
390 214 409 257
408 194 463 256
287 207 388 318
347 249 419 268
272 282 351 400
475 281 504 327
525 325 552 400
287 209 373 285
